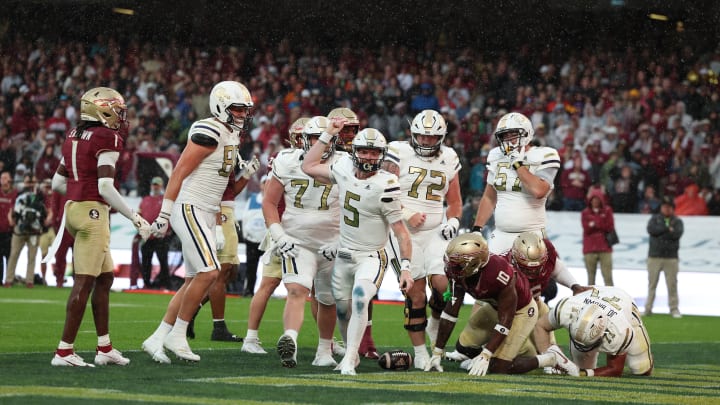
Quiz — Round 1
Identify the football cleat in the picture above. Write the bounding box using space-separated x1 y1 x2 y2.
51 352 95 367
211 328 243 342
142 336 171 364
94 347 130 366
241 338 267 354
445 350 470 362
332 337 346 356
276 334 297 368
163 335 200 362
311 352 338 367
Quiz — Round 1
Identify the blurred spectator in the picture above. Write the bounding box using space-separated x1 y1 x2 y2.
410 83 440 114
37 178 55 285
34 144 61 182
645 196 683 318
610 164 638 213
137 177 172 289
561 155 591 211
637 184 662 214
581 188 615 286
0 171 17 285
674 183 709 215
5 174 46 287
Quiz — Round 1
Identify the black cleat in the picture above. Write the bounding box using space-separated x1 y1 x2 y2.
186 318 196 340
211 328 243 342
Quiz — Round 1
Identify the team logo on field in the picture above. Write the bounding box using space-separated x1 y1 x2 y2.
89 209 100 219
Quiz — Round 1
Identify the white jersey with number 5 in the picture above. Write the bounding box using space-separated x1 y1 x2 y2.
176 118 239 212
386 141 461 231
486 145 560 233
272 148 340 249
329 155 403 252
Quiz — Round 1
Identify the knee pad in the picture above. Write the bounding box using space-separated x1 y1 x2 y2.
428 287 445 314
403 297 428 332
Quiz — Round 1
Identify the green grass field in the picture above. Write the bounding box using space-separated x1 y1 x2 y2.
1 286 719 404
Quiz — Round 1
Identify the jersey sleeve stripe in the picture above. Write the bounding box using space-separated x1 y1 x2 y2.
385 152 400 165
384 186 400 193
193 124 221 138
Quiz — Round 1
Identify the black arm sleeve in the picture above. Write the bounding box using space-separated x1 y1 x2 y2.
191 133 219 147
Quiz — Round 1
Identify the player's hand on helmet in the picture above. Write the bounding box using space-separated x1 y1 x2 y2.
467 348 493 377
318 242 338 261
151 211 170 238
508 147 526 170
547 344 580 376
132 211 152 241
424 347 444 372
215 224 225 250
327 117 347 135
440 217 459 241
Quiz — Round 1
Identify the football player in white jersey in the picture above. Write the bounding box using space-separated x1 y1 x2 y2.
535 286 654 377
264 116 342 368
142 81 253 364
472 112 561 254
302 123 414 375
383 109 463 368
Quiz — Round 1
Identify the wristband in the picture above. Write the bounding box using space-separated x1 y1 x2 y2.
400 259 411 272
512 160 524 170
440 311 458 323
318 131 333 145
159 199 174 218
432 347 445 356
471 225 483 233
494 323 510 336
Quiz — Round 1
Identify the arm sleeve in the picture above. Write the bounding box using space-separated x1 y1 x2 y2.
98 177 133 220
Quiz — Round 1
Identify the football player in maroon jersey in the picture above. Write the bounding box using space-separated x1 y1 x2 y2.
50 87 152 367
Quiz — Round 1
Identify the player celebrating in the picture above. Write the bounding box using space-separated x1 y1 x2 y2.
472 112 561 253
425 232 577 376
142 81 253 363
383 109 462 368
264 116 341 368
535 286 654 377
302 123 414 375
50 87 152 366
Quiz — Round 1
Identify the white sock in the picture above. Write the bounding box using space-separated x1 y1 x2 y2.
284 329 299 342
58 341 73 350
426 316 440 346
151 321 173 341
317 338 332 354
97 334 111 347
246 329 259 340
169 318 189 336
537 352 556 368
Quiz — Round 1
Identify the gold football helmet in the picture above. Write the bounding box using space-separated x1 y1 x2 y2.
328 107 360 152
80 87 127 130
569 304 607 352
410 109 446 157
444 233 490 279
351 128 387 172
494 112 534 156
289 117 310 148
511 232 548 278
303 116 334 159
210 81 254 133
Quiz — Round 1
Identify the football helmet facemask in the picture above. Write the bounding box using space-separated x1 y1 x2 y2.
80 87 127 130
210 81 254 133
494 112 534 156
303 116 334 159
410 109 447 157
444 233 490 280
289 117 311 148
511 232 548 278
569 304 607 352
328 107 360 152
351 128 387 173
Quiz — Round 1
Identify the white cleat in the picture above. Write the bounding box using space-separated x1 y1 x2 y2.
445 350 470 362
51 352 95 367
547 345 579 376
335 354 360 375
331 338 346 357
94 348 130 366
544 366 563 375
142 336 171 364
163 335 200 362
312 352 338 367
241 338 268 354
276 334 297 368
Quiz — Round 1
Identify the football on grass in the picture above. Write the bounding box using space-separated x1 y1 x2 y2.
378 350 413 370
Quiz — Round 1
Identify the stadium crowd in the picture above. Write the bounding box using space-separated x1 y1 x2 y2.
2 35 720 215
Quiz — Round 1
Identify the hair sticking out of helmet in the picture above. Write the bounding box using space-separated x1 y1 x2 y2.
209 81 254 134
444 233 489 280
80 87 127 130
511 232 548 278
494 112 534 156
328 107 360 152
410 109 447 157
569 304 607 352
351 128 387 172
289 117 311 148
303 116 334 159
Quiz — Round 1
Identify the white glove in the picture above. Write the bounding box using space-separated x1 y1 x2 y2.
424 347 444 372
508 147 526 169
318 242 338 261
467 348 493 376
132 211 152 241
269 223 299 258
547 344 580 376
239 155 260 180
151 211 170 238
440 217 459 241
215 224 225 250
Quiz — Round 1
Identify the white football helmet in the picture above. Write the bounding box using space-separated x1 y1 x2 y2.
511 232 548 278
328 107 360 152
494 112 534 155
569 304 607 352
351 128 387 172
302 116 334 159
289 117 310 148
209 81 254 133
443 232 489 280
410 109 447 157
80 87 127 130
